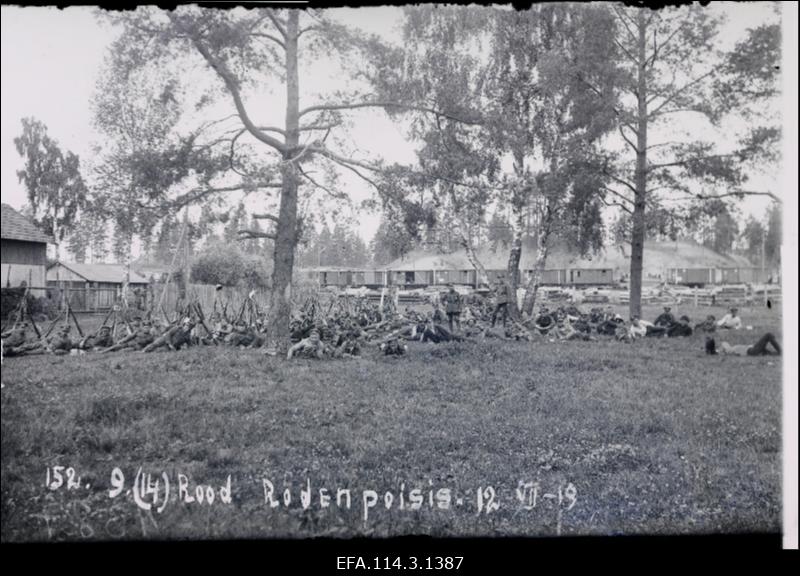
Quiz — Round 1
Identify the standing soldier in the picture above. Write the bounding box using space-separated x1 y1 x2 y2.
491 274 511 328
441 284 463 333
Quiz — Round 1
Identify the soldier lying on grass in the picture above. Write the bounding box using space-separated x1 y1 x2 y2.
287 327 331 359
78 325 114 351
715 333 782 356
142 318 195 352
3 324 72 356
380 336 407 356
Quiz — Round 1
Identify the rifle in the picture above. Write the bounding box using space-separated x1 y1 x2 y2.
99 305 115 328
42 314 61 339
235 296 248 324
192 301 212 336
67 302 84 338
100 330 137 353
27 305 42 339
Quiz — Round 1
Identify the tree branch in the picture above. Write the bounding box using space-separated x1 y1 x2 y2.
237 229 276 240
136 184 279 212
298 101 481 125
599 193 633 215
170 14 287 155
316 149 383 189
692 190 782 203
251 32 285 50
297 167 347 200
613 36 640 65
266 12 287 39
647 69 716 119
299 120 343 132
601 185 635 207
648 153 736 170
297 26 319 39
618 124 640 153
575 74 636 129
612 5 641 45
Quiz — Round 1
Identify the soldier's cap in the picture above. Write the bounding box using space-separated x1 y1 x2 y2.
730 307 738 312
664 306 672 310
100 325 111 331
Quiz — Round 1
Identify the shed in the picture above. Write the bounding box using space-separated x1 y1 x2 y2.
1 203 54 295
46 262 149 310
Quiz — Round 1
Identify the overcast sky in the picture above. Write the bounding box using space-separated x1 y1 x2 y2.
0 3 794 249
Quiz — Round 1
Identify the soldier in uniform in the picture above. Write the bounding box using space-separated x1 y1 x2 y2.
441 284 463 333
667 315 693 337
7 324 71 356
491 275 511 328
695 314 717 333
287 326 329 359
1 323 30 356
381 336 407 356
169 318 196 350
227 321 255 348
719 332 781 356
78 325 114 351
532 306 556 335
49 325 75 355
333 325 362 358
142 319 182 352
654 306 676 328
717 307 742 330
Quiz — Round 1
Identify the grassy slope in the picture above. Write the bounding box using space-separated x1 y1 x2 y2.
1 306 783 541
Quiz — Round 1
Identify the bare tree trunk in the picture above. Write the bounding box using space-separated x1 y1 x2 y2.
181 208 190 300
505 208 525 319
504 148 527 319
459 231 490 287
522 207 553 317
266 12 300 352
447 184 490 287
629 10 648 319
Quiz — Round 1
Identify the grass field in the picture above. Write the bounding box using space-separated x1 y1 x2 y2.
0 305 783 541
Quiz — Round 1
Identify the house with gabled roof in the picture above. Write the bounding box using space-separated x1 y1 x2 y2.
1 203 54 294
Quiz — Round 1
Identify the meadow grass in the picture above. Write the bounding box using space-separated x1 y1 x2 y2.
0 304 783 541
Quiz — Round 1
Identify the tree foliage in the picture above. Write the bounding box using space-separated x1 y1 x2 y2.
191 241 270 288
14 117 88 250
600 4 781 315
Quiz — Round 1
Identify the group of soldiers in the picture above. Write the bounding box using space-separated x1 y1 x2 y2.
0 277 779 361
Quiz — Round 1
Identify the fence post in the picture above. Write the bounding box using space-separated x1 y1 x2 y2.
693 287 698 308
764 284 769 308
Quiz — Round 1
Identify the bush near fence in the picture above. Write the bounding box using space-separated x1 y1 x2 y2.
1 288 58 321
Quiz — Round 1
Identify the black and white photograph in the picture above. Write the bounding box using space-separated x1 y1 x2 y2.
1 0 797 555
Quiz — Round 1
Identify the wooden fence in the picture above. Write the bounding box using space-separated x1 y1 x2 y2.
149 283 272 318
